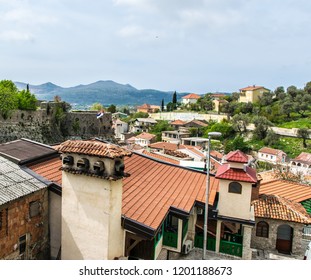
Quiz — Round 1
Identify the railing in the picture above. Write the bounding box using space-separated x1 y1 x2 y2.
219 240 243 257
194 235 216 251
163 230 178 248
223 232 243 244
194 234 243 257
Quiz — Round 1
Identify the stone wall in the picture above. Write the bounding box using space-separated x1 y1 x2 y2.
0 189 49 260
251 218 304 255
0 108 114 145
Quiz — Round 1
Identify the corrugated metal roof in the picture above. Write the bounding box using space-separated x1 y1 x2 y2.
0 156 47 206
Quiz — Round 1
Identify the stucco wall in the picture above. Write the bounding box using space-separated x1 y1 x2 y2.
61 169 124 260
218 180 253 220
149 112 227 122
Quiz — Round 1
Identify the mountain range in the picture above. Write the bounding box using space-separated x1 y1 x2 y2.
14 80 190 108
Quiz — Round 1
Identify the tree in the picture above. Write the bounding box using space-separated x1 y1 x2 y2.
240 102 253 114
149 120 173 141
297 128 310 148
231 113 251 133
221 101 238 119
166 102 174 112
224 135 249 154
0 80 18 119
107 104 116 113
161 99 164 111
197 94 213 111
293 93 311 117
286 85 298 99
205 120 235 140
17 89 37 110
263 130 280 146
258 91 274 107
252 116 273 140
54 95 62 102
304 81 311 95
280 98 293 119
172 91 177 110
274 86 286 100
90 103 104 111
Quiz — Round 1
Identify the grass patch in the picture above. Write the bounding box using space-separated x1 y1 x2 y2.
278 117 311 129
246 137 311 158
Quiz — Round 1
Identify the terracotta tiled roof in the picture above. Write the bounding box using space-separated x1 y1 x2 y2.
149 142 201 151
28 157 62 186
137 104 151 109
171 119 186 125
225 150 248 163
259 179 311 202
182 93 201 99
56 140 132 159
240 86 265 91
252 194 311 224
29 147 219 232
292 152 311 164
210 150 223 160
141 150 180 165
216 164 257 183
123 153 219 230
185 120 208 127
258 147 285 156
136 132 156 140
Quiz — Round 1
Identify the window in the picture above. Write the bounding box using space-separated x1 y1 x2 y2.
256 221 269 238
29 201 40 218
19 235 27 254
228 182 242 194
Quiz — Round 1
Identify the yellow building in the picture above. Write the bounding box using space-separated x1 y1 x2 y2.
239 85 269 103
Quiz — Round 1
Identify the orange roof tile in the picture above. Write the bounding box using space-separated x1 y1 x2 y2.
149 141 201 151
141 150 180 165
216 164 257 183
240 86 265 91
123 153 219 230
28 157 62 186
182 93 201 99
185 120 208 127
252 194 311 224
259 179 311 202
171 119 186 125
225 150 248 163
30 146 218 232
136 132 156 140
258 147 285 156
56 140 132 159
292 152 311 164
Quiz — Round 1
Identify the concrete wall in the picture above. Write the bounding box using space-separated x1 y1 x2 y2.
218 180 253 221
251 218 305 255
0 189 49 260
149 112 227 122
61 157 124 260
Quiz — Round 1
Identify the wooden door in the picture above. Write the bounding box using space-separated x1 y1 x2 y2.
276 224 293 254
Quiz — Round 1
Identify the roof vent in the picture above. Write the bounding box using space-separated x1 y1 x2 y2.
77 158 90 171
114 159 125 176
93 161 105 175
63 155 74 166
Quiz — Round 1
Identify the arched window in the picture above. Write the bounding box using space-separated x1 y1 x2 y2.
256 221 269 238
228 182 242 194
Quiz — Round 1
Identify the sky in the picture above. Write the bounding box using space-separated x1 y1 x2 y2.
1 0 311 94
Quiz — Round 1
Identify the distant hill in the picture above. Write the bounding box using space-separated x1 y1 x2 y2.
14 80 190 107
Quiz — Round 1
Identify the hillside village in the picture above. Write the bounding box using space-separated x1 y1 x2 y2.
0 80 311 260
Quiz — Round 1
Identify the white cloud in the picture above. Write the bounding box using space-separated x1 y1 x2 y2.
0 30 34 42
